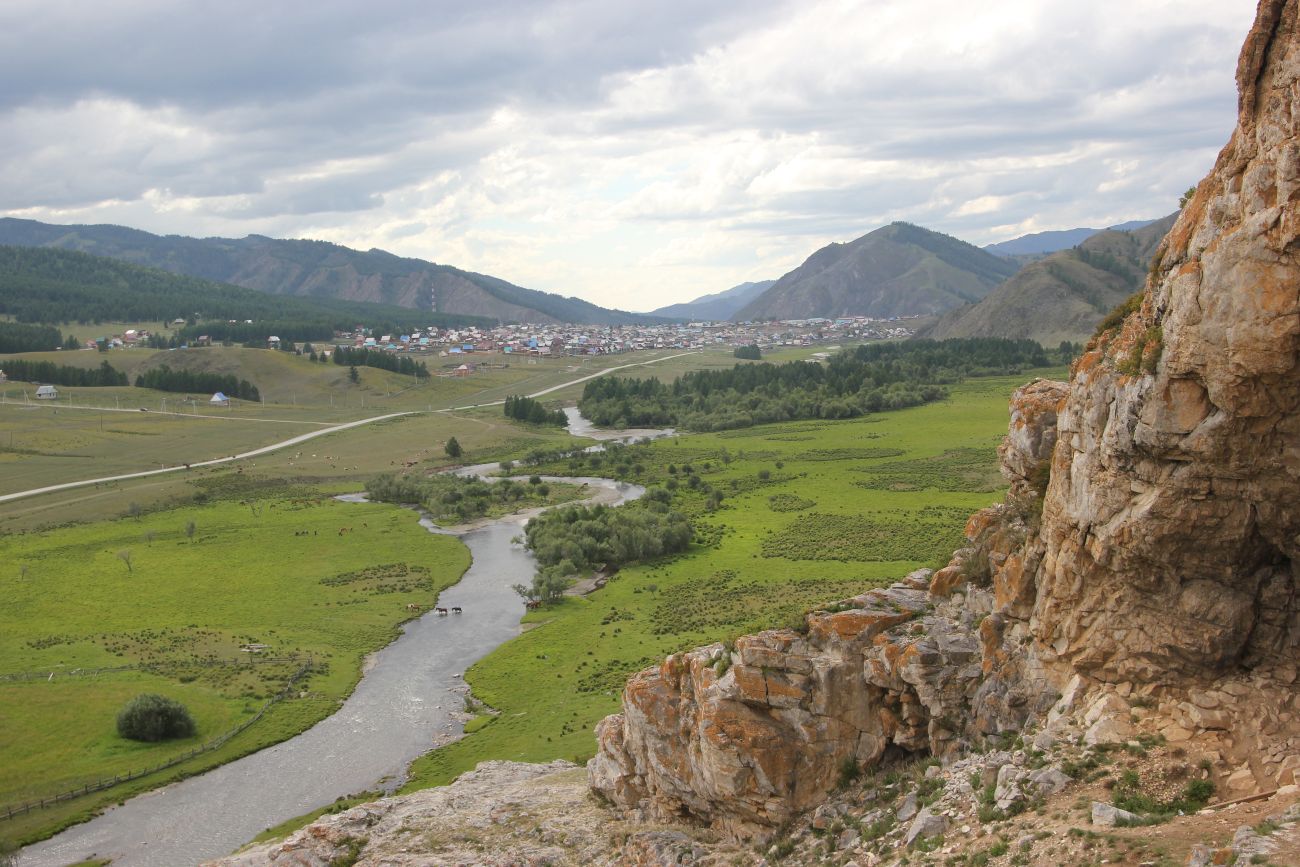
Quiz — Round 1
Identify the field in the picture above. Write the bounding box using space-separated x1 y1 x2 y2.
0 340 1056 848
0 481 470 841
0 343 712 522
399 371 1053 791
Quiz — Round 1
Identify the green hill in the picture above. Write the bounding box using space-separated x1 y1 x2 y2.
917 214 1177 346
734 223 1019 321
0 218 662 326
0 245 487 337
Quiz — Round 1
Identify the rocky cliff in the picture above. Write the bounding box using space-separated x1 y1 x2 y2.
590 0 1300 841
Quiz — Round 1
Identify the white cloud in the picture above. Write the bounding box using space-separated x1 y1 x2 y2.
0 0 1258 310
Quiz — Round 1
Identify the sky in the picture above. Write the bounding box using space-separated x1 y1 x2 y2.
0 0 1257 312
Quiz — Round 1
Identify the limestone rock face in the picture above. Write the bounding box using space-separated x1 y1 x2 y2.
1032 0 1300 683
590 0 1300 836
589 576 991 835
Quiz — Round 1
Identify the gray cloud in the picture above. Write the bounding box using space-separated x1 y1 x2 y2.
0 0 1258 309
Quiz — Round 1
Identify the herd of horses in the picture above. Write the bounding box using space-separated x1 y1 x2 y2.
406 603 463 615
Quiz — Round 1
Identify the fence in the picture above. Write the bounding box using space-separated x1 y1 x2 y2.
0 657 312 822
0 656 305 684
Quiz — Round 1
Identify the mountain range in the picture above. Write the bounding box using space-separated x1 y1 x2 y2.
982 219 1157 258
733 222 1020 321
646 280 775 320
0 218 659 326
918 213 1177 345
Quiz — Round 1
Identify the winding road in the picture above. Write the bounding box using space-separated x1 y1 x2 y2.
0 350 697 506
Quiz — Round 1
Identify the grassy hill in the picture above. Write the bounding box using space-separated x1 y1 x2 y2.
918 214 1177 345
0 218 662 326
735 223 1019 321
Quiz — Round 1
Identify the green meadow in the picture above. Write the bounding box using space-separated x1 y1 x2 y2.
400 370 1053 791
0 344 706 499
0 348 1054 847
0 481 470 841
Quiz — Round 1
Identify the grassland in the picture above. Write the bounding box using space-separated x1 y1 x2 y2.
0 481 470 841
399 370 1055 791
0 341 1054 848
0 345 709 501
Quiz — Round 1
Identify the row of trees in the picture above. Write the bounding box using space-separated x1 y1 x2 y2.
0 246 488 334
503 394 567 426
365 472 555 525
134 365 260 401
331 346 430 378
518 488 691 602
0 320 62 353
0 359 127 387
579 338 1056 432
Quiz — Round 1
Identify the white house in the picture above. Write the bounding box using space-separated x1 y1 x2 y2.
35 385 58 399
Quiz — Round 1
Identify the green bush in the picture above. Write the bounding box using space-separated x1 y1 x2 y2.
116 693 197 742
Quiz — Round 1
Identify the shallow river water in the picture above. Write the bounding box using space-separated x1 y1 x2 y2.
19 415 661 867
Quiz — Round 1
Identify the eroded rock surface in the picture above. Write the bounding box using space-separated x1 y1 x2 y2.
591 0 1300 837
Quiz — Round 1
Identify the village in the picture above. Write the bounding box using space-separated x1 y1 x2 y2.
67 315 917 360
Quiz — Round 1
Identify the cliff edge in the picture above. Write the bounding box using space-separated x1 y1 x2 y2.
590 0 1300 841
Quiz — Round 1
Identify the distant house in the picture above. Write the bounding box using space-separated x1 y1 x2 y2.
210 392 231 407
267 336 281 348
35 385 58 399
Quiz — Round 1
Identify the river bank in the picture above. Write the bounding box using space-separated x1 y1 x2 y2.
18 413 662 867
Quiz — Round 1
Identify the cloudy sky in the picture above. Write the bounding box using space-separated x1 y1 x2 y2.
0 0 1256 311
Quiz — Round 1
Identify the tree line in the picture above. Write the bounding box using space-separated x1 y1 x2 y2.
503 394 567 426
134 365 260 401
518 488 692 603
0 358 128 387
0 245 491 333
0 321 63 353
578 338 1059 432
331 346 430 378
365 472 561 525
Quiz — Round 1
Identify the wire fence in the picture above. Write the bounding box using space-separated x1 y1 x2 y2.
0 656 312 822
0 656 304 684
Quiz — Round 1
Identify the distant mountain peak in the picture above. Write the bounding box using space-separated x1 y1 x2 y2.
733 223 1019 321
984 219 1159 258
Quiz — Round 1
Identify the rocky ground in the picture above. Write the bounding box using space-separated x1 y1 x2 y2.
209 743 1300 866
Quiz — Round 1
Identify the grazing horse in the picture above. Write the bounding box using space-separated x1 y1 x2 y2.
406 603 420 611
435 607 449 616
451 606 463 614
525 600 542 610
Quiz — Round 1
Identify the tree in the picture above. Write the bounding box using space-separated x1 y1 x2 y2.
116 693 196 742
1179 185 1198 208
117 549 133 573
348 365 360 384
444 437 463 459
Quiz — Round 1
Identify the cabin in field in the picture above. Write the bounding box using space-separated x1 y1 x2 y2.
209 391 231 407
35 385 58 399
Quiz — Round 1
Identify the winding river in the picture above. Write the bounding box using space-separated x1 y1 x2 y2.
19 414 666 867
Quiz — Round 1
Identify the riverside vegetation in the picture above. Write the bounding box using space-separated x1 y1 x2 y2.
398 371 1049 794
0 478 470 842
0 336 1060 850
577 337 1063 431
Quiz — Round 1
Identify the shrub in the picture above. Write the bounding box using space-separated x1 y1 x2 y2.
116 693 196 742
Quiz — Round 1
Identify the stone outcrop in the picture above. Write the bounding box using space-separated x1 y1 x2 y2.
590 0 1300 837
